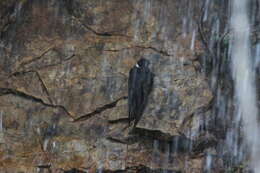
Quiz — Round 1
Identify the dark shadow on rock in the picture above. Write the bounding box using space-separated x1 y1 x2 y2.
130 128 174 141
102 165 181 173
64 168 86 173
107 127 193 154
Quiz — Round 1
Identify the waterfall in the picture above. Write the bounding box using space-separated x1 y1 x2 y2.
231 0 260 172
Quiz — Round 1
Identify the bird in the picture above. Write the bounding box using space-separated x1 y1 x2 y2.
128 58 154 128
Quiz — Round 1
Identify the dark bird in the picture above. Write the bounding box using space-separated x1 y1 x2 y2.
128 58 154 128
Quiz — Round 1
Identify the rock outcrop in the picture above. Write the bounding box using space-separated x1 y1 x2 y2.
0 0 222 172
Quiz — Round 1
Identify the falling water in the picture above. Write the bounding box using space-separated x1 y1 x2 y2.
231 0 260 172
151 139 159 168
205 153 212 172
0 111 3 143
190 29 196 51
43 138 50 151
203 0 210 22
0 111 2 132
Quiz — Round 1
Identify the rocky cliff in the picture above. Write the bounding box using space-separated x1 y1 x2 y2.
0 0 232 173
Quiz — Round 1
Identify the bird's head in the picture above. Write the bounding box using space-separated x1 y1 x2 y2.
136 58 150 68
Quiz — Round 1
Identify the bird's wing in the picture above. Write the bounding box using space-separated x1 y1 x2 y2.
132 69 153 127
128 67 138 121
143 69 154 96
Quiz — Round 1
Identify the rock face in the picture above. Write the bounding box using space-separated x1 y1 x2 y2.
0 0 218 172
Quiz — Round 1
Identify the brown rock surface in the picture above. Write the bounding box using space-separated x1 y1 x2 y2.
0 0 214 172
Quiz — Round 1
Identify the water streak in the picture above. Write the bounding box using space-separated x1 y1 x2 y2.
0 111 3 143
0 111 2 132
203 0 210 22
190 29 196 50
43 138 50 151
231 0 260 171
205 153 212 172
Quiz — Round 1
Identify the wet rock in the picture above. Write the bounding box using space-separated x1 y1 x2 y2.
0 0 216 172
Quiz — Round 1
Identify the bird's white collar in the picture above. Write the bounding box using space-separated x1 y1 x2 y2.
135 63 140 68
